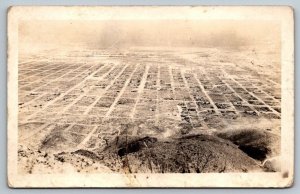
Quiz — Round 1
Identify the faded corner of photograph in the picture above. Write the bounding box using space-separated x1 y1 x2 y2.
17 19 281 174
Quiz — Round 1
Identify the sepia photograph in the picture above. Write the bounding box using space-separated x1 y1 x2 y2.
7 6 294 187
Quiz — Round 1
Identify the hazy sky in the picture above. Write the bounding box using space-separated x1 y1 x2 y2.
19 20 280 51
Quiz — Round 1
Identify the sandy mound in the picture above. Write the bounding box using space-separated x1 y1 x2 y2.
215 129 280 161
100 134 263 173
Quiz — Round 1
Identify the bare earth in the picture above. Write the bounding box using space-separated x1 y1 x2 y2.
18 47 281 173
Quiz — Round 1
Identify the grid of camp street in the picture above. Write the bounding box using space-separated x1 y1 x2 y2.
18 46 281 173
